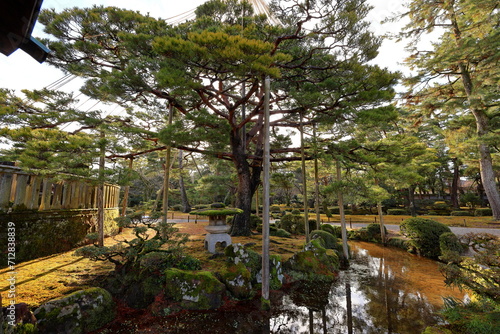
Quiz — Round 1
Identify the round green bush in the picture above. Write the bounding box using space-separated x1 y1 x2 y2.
475 208 492 216
210 202 226 208
270 205 281 213
278 214 315 235
310 230 338 250
171 204 183 211
439 232 464 256
400 217 452 258
278 213 300 233
387 208 408 215
272 228 291 238
365 223 387 240
450 211 473 216
321 224 342 238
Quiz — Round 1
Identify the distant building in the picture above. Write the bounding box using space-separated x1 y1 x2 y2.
0 0 49 62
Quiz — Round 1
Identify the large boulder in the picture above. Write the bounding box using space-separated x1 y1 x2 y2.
34 287 115 334
225 243 285 290
164 268 226 310
218 262 255 300
284 239 339 283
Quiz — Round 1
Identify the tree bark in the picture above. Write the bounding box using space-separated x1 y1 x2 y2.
450 158 460 209
178 150 191 213
229 127 262 236
449 8 500 220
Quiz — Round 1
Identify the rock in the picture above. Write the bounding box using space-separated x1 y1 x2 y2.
218 262 254 300
122 275 163 309
284 239 339 283
34 287 115 334
164 268 226 310
224 243 262 281
255 255 285 290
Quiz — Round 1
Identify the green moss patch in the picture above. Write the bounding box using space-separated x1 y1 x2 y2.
164 268 226 310
34 287 115 334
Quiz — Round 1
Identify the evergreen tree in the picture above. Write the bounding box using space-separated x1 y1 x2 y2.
398 0 500 219
37 1 398 235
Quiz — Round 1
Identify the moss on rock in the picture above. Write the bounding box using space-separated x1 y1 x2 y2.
218 262 254 300
34 287 115 334
164 268 226 310
224 243 262 281
284 239 339 283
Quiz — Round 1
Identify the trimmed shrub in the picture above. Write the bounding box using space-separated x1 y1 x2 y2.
387 208 408 215
387 237 410 250
250 214 262 230
171 204 183 211
366 223 387 240
291 209 301 215
310 230 338 250
271 228 291 238
475 208 492 216
278 213 300 233
270 205 281 213
400 217 452 258
321 224 342 238
451 210 473 216
328 207 340 214
278 214 315 235
439 232 464 257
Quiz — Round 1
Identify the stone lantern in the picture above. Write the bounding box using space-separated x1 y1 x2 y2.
192 205 242 253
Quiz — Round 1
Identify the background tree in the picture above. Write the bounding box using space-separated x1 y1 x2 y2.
37 0 398 235
398 0 500 219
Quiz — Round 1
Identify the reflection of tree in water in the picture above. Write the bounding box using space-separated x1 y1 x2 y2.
321 247 439 334
268 243 457 333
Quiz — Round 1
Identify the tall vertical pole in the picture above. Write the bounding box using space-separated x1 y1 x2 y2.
262 76 271 305
121 158 133 217
337 160 349 261
313 124 320 229
300 113 310 243
162 104 174 229
97 130 105 247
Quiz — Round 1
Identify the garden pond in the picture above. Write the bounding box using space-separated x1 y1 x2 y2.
98 241 467 333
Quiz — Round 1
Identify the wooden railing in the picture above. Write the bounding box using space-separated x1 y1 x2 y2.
0 165 120 212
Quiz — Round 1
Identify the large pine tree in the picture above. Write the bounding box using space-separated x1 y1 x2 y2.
37 0 398 235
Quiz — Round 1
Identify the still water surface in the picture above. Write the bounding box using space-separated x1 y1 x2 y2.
269 241 467 333
103 241 467 333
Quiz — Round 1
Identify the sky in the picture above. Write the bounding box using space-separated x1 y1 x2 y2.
0 0 409 95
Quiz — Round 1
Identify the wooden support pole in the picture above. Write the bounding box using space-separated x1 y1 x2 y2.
261 76 271 304
97 131 105 247
300 113 310 243
337 160 349 261
162 104 174 229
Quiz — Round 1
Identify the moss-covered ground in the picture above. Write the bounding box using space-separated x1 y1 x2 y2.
0 213 497 309
0 218 305 308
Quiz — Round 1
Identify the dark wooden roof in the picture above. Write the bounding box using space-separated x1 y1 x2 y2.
0 0 49 63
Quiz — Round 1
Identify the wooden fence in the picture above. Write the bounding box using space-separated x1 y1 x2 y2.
0 165 120 212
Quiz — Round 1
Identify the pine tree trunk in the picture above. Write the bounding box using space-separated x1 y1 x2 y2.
178 150 191 213
450 11 500 220
450 158 460 209
229 129 261 236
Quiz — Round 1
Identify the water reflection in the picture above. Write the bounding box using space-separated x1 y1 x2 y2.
100 242 466 333
270 241 466 334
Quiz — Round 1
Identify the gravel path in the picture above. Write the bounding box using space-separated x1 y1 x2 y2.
169 217 500 237
325 222 500 237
